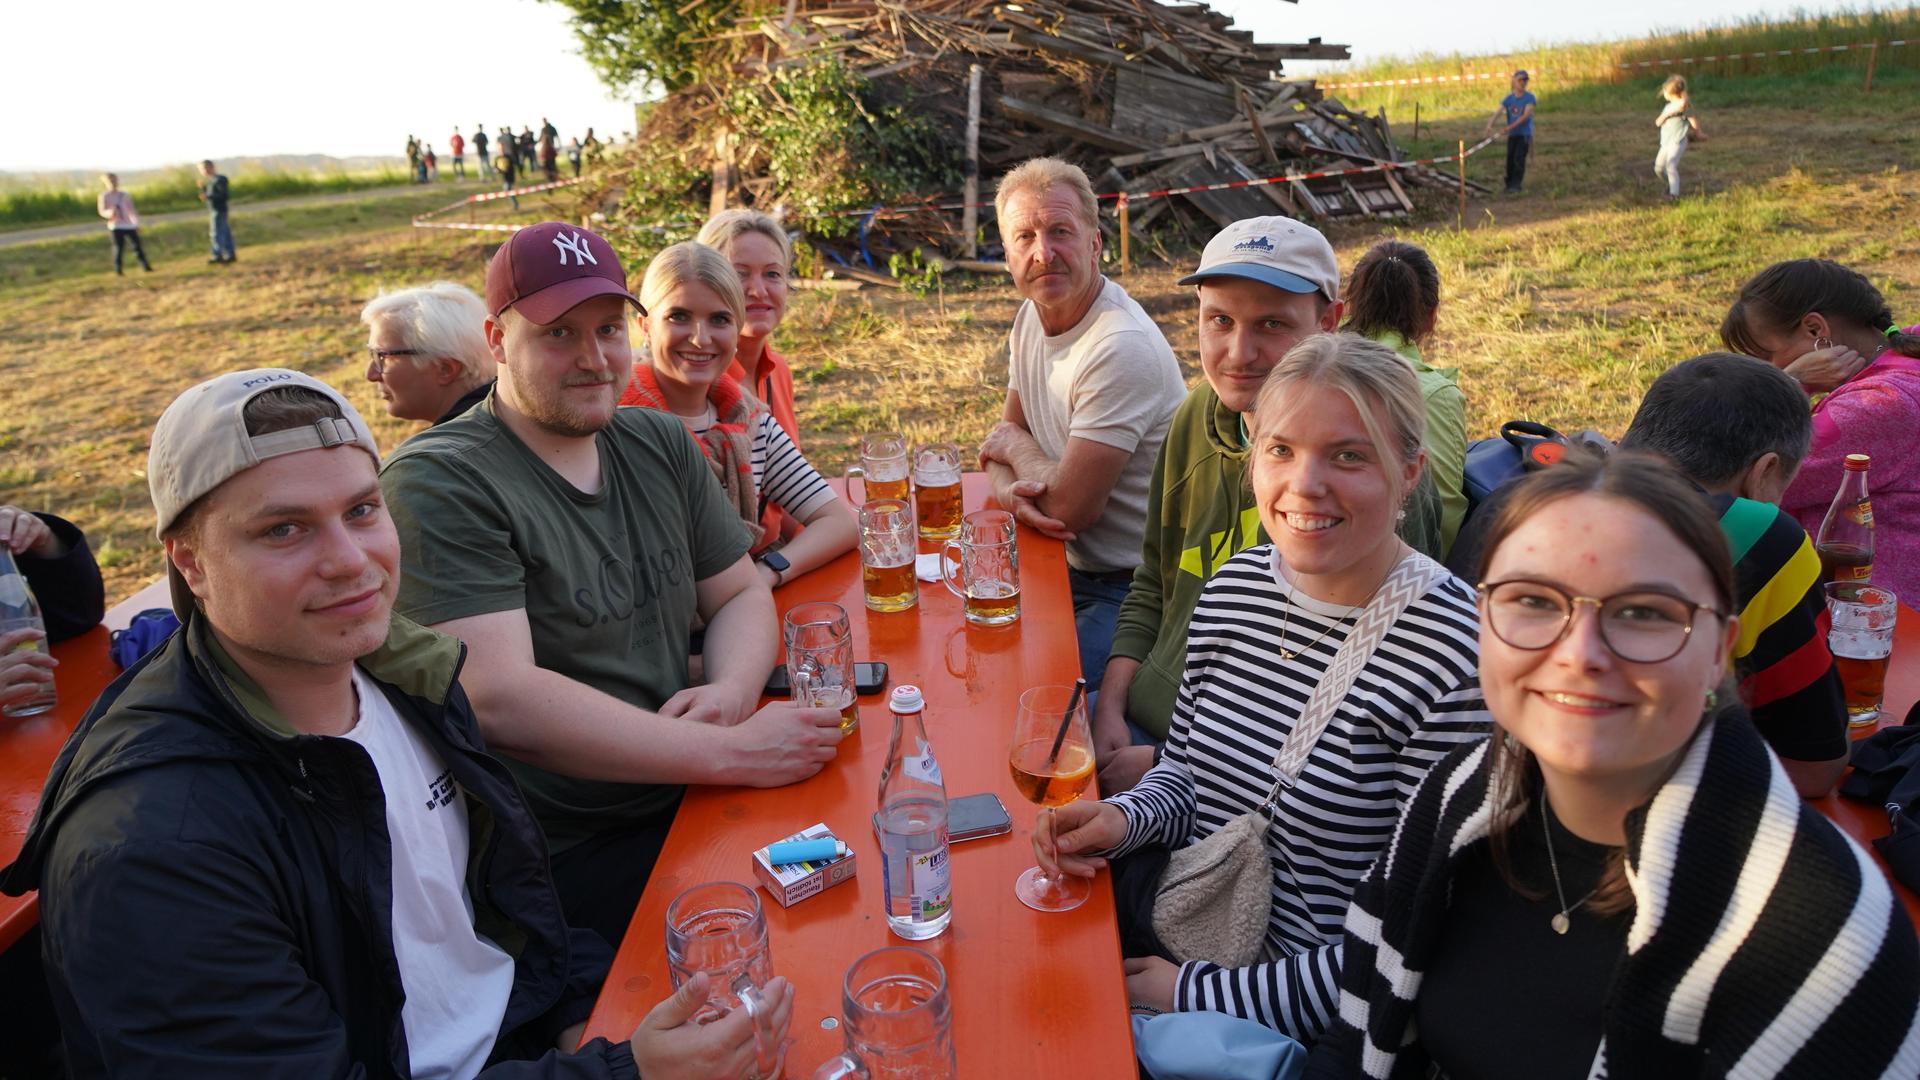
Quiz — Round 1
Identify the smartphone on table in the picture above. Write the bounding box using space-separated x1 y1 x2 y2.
873 792 1012 844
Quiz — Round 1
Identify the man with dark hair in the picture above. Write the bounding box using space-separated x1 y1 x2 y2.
197 159 234 263
0 369 789 1075
1621 352 1848 794
381 223 844 949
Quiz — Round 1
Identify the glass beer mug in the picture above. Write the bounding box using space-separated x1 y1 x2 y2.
860 498 919 613
846 431 911 505
666 881 786 1079
911 443 964 542
941 509 1019 626
812 947 956 1080
785 601 859 734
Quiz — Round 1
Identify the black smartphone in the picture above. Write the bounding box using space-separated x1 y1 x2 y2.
764 662 889 697
874 792 1012 844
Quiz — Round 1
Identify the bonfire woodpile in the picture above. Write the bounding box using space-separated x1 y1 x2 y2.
607 0 1490 269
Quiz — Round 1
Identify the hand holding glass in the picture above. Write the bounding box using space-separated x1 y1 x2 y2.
1009 685 1096 912
665 881 787 1080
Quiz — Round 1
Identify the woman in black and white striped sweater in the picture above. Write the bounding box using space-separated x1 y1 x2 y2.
1308 451 1920 1080
1037 333 1491 1042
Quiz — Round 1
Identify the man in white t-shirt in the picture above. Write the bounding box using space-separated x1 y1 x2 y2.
981 157 1186 685
1 368 790 1078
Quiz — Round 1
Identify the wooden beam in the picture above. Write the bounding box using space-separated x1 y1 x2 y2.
962 64 983 259
998 95 1152 153
1006 29 1236 98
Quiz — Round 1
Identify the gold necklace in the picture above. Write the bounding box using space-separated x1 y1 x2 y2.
1274 559 1395 661
1541 802 1603 935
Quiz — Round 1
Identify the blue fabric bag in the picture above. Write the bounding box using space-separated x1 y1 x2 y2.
109 608 181 670
1133 1011 1307 1080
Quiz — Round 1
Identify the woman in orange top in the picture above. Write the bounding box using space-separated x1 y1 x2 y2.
697 210 803 447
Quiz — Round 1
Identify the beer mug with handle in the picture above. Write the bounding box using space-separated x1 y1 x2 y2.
785 602 859 735
860 498 919 613
941 509 1019 626
812 947 956 1080
666 881 786 1079
912 443 965 541
846 431 910 505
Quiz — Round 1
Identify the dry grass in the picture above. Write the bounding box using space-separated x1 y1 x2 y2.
1 68 1915 606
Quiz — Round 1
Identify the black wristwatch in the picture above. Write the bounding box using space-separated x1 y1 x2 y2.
756 550 791 586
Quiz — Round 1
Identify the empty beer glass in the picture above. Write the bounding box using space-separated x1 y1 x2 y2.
1827 582 1897 734
911 443 964 542
811 947 956 1080
846 432 911 505
785 601 859 735
860 498 919 613
666 881 785 1079
941 509 1019 627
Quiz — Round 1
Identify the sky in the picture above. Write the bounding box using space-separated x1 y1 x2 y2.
3 0 1907 173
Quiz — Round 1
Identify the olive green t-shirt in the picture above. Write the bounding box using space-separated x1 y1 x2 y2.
380 396 752 849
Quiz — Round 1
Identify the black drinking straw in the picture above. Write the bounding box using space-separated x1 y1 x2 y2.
1043 678 1088 768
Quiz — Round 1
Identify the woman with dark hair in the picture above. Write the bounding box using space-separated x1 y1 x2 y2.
1341 240 1467 556
1723 258 1920 600
1308 451 1920 1080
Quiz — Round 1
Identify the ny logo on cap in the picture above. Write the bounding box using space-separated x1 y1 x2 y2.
551 231 598 267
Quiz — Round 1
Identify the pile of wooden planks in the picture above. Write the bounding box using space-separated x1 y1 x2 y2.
630 0 1485 260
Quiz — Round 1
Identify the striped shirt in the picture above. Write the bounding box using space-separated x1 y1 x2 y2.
691 412 835 522
1103 546 1490 1040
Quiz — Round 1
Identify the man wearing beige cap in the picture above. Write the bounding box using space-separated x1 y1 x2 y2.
1092 217 1346 793
0 369 788 1075
381 221 844 950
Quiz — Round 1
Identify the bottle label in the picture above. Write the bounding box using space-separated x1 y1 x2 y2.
1838 562 1873 582
910 847 951 922
1848 501 1874 528
904 748 943 787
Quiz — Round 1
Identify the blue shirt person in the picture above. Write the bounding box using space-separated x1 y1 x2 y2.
1486 71 1537 194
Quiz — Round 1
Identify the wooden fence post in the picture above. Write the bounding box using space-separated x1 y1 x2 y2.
962 63 983 258
1118 193 1131 274
1457 139 1466 231
1865 42 1880 93
1414 101 1421 140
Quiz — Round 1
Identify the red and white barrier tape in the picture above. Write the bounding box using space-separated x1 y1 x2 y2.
1319 38 1908 91
410 176 588 232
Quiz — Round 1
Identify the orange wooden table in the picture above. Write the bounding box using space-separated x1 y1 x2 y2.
583 475 1137 1073
1810 601 1920 930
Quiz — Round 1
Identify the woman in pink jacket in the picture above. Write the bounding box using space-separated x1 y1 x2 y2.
96 173 152 275
1723 258 1920 600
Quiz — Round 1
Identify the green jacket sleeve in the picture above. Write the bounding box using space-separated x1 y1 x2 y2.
1109 435 1174 665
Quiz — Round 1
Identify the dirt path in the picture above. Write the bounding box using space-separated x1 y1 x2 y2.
0 182 473 248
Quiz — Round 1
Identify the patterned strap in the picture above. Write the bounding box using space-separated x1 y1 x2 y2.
1266 552 1453 796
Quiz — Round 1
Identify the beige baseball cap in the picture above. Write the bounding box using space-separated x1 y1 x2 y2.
149 369 380 620
1177 216 1340 302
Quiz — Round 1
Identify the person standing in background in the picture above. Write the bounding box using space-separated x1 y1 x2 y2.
473 125 493 179
423 144 437 183
568 137 583 178
538 120 558 183
197 160 234 264
495 140 520 211
96 174 152 275
449 127 466 180
1485 70 1537 195
1653 75 1708 200
405 135 420 184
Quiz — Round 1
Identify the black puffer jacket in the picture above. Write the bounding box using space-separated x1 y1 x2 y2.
0 614 637 1079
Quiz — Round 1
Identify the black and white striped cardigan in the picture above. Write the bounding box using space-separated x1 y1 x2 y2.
1308 711 1920 1079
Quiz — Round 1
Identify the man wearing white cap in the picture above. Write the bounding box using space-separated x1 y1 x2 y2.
981 157 1187 688
0 369 790 1075
380 222 844 951
1093 217 1345 793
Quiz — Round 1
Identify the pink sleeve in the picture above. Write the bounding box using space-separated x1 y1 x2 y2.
1788 378 1920 525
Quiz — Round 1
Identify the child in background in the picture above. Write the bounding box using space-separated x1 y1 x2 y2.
1653 75 1707 200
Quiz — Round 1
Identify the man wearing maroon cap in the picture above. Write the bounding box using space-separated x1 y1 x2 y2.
381 222 846 948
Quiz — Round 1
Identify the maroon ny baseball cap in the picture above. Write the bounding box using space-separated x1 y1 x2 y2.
484 221 643 324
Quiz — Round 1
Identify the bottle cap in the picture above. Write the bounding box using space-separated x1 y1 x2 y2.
889 685 925 714
1844 453 1871 471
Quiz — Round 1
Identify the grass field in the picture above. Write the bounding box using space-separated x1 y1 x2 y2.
1 22 1917 604
0 163 413 230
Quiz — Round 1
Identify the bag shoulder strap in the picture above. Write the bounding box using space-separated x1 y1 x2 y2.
1266 550 1452 792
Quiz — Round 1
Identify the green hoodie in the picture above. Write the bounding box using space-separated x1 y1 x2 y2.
1109 382 1263 739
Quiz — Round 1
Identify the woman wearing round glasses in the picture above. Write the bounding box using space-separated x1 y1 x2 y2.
1309 451 1920 1079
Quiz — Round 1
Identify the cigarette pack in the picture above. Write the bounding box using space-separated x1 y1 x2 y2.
752 822 857 908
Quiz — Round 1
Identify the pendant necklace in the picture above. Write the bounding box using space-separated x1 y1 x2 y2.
1275 556 1395 661
1541 802 1603 935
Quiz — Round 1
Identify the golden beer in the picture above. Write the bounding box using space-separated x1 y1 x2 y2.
864 474 911 502
914 476 964 540
1836 652 1890 734
863 559 919 612
819 685 860 735
964 581 1020 627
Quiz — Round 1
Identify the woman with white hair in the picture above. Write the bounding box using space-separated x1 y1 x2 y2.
360 282 498 425
621 242 856 589
696 209 802 447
